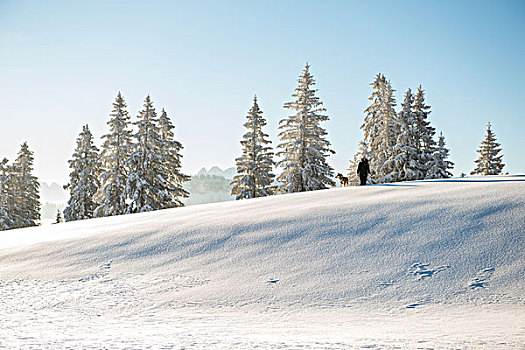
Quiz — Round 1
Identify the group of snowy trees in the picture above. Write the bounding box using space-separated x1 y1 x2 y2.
63 93 188 222
1 67 509 229
231 67 508 197
231 64 335 199
0 143 41 231
348 73 454 184
231 66 455 199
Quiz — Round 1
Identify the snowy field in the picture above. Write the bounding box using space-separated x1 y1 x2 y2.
0 175 524 349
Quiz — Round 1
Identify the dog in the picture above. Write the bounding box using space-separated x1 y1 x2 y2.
336 173 350 187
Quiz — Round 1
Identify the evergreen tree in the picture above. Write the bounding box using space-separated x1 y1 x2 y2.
425 132 454 178
0 158 16 230
277 63 335 193
391 88 425 181
55 209 63 224
471 122 504 175
64 125 102 221
231 96 275 199
94 92 134 217
158 108 190 208
125 96 166 212
0 158 8 230
412 85 436 177
360 73 398 183
378 78 401 182
10 143 41 228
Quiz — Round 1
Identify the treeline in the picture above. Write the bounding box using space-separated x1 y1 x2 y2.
0 64 508 230
63 93 189 222
231 66 452 198
230 65 505 199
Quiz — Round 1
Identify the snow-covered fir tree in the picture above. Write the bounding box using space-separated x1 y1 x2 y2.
94 92 134 217
55 209 63 224
471 122 504 175
360 73 398 183
158 108 190 208
391 88 425 181
425 132 454 178
0 143 42 230
64 125 102 221
126 96 169 213
277 63 335 193
231 96 275 199
378 78 401 182
0 158 16 230
11 142 41 228
412 85 437 178
347 140 372 185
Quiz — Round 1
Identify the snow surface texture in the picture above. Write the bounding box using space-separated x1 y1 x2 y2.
0 175 524 348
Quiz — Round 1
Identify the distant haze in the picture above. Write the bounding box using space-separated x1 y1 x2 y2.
41 166 237 212
197 166 236 180
40 182 68 204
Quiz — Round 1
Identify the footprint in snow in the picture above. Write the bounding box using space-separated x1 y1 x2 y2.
468 267 495 290
410 262 449 280
405 298 430 309
378 281 394 287
78 261 112 282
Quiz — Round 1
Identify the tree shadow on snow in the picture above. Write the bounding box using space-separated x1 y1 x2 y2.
374 176 525 186
424 178 525 183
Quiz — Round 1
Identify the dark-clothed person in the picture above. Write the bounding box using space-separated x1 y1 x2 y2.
357 157 370 186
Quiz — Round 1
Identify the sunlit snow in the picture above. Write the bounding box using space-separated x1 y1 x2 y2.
1 175 524 348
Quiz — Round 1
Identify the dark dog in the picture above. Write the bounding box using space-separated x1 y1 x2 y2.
336 173 349 187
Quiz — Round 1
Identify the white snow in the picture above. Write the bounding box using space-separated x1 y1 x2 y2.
1 175 524 348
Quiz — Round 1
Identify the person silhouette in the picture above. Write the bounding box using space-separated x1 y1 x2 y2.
357 157 370 186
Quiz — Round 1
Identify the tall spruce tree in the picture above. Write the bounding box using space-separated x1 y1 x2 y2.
391 88 425 181
425 131 454 178
125 96 166 213
94 92 134 217
378 78 401 182
277 63 335 193
0 158 16 230
11 142 41 227
0 158 30 230
360 73 398 183
412 85 436 177
471 122 504 175
158 108 190 208
231 96 275 199
64 125 102 221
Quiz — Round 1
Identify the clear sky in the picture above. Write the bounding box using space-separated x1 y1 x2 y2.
1 0 524 185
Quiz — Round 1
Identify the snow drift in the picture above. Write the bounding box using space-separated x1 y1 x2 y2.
1 175 524 348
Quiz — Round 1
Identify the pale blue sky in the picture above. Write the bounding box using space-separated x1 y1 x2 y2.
1 0 524 184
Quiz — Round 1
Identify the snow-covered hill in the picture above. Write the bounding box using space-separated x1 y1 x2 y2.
1 175 524 348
